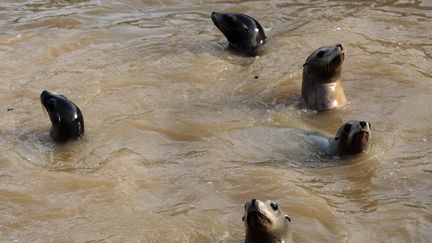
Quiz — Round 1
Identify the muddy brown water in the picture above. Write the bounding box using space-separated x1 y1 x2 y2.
1 0 431 242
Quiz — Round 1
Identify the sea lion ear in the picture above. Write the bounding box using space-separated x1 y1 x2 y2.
242 216 245 222
285 215 291 222
335 136 339 141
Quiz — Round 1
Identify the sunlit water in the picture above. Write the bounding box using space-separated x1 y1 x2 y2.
0 0 431 242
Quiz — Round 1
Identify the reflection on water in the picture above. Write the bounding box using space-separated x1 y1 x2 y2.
0 0 432 242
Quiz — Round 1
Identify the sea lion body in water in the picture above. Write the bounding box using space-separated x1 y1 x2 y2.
302 44 347 111
243 199 293 243
40 90 84 143
221 120 371 163
211 12 266 56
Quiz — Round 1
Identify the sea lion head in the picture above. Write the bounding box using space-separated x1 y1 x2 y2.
301 44 348 111
303 44 345 83
211 12 266 56
243 199 293 243
41 90 84 143
334 120 371 154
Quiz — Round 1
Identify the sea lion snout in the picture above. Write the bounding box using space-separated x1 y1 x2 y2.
355 121 371 152
352 131 369 153
210 12 222 24
332 45 345 62
41 90 54 104
211 12 231 35
41 90 59 113
41 90 50 99
245 199 273 227
357 120 371 132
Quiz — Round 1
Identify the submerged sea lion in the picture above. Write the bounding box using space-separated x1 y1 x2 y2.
40 90 84 143
302 44 347 111
243 199 293 243
211 12 266 56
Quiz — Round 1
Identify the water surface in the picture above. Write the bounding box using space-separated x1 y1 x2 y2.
0 0 431 242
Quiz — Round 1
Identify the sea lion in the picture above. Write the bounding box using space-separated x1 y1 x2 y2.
220 120 371 163
211 12 266 56
301 44 347 111
243 199 293 243
327 120 371 155
40 90 84 143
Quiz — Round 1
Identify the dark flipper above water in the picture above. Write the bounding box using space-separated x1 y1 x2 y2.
211 12 266 56
40 90 84 143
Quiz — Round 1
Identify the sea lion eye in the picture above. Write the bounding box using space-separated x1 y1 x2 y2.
344 124 352 132
270 202 278 211
317 50 326 58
